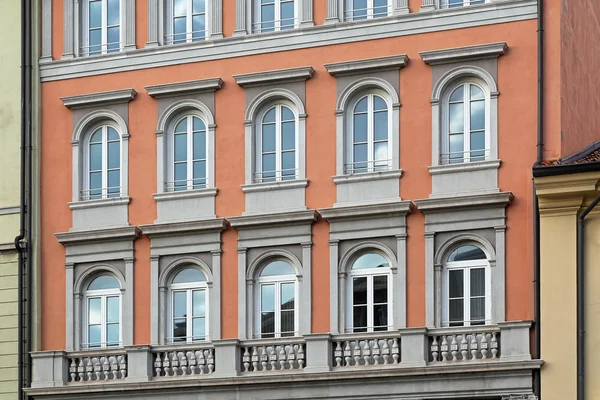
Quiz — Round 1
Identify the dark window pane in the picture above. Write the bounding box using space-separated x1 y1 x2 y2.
281 282 295 310
353 113 368 143
89 29 101 54
352 277 367 305
470 297 485 322
449 133 464 162
470 268 485 297
263 107 276 123
175 118 187 133
173 318 187 340
374 142 388 163
353 305 367 329
281 310 294 333
89 171 102 192
261 312 275 335
353 143 367 163
448 269 463 298
373 275 388 303
193 117 205 131
373 304 388 328
173 16 186 42
173 291 187 318
90 129 102 143
448 245 486 262
107 297 119 323
449 298 464 323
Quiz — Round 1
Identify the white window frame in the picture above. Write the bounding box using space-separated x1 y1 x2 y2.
168 281 209 343
166 114 209 192
253 266 298 338
344 0 392 21
440 0 487 9
252 0 298 33
442 253 491 328
81 0 123 56
82 284 122 349
344 90 393 175
82 123 123 200
345 253 393 333
254 101 299 183
165 0 210 45
440 78 491 165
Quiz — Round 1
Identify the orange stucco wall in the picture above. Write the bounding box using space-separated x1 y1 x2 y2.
41 2 538 349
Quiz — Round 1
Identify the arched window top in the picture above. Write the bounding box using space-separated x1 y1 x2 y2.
245 88 305 122
157 99 215 133
351 252 390 270
259 260 296 277
172 267 207 284
88 274 120 291
337 77 398 112
447 244 487 263
432 66 497 101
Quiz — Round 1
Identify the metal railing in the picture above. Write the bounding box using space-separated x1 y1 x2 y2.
252 17 297 33
80 41 121 57
344 159 392 175
164 178 207 192
164 29 208 45
80 186 122 201
253 168 298 183
439 149 490 165
440 0 486 9
344 6 390 21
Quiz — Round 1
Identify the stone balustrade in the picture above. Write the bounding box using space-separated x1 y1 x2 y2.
30 321 533 388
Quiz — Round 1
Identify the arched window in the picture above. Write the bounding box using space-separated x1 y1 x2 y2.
168 267 209 343
442 244 491 327
255 103 297 183
442 80 488 165
345 0 390 21
83 274 121 349
347 252 392 333
253 0 296 33
167 114 208 191
440 0 485 9
84 124 121 200
81 0 122 56
254 260 297 338
166 0 207 45
345 92 391 174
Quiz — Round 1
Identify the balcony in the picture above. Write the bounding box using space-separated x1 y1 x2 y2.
29 322 539 398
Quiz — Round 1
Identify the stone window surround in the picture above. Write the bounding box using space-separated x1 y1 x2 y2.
62 0 136 59
229 210 317 340
234 0 314 36
234 67 313 215
319 200 412 334
415 192 512 328
325 0 409 24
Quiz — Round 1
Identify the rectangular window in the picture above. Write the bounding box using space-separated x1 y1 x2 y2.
440 0 486 8
253 0 296 33
167 0 207 45
345 0 390 22
82 0 121 56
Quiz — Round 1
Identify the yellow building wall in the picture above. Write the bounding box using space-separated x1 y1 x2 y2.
0 0 22 398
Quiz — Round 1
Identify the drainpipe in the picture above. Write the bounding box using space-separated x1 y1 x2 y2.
577 195 600 400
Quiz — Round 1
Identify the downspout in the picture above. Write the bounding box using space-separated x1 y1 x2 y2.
25 0 33 393
533 0 543 398
577 195 600 400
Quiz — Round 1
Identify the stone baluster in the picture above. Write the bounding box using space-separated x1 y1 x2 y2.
481 333 489 359
470 334 478 360
431 336 439 362
163 352 172 376
382 339 390 364
298 345 305 369
288 345 297 369
450 336 459 361
154 352 163 376
279 345 287 370
363 341 371 365
207 349 215 373
269 346 277 371
440 336 449 361
251 347 259 371
344 341 352 366
334 341 342 367
179 352 188 375
197 350 206 374
260 346 268 371
372 339 380 365
491 332 499 359
353 341 362 366
242 347 250 372
391 338 400 364
460 335 469 361
188 351 197 375
102 357 110 380
69 358 77 381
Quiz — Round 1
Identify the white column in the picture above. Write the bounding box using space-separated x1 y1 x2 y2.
420 0 436 12
150 255 159 345
301 242 312 334
424 232 435 327
329 240 339 334
494 225 506 323
211 0 224 38
394 234 407 329
74 293 82 350
234 0 248 35
434 263 442 327
211 250 222 339
146 0 160 47
41 0 53 62
393 0 409 15
237 248 247 339
325 0 341 24
65 263 75 350
62 0 74 59
124 0 136 51
158 286 166 344
300 0 314 27
124 257 135 346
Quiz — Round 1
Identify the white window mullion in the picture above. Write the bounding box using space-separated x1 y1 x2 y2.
187 0 193 42
276 106 282 181
274 282 281 338
275 0 281 31
465 267 472 327
101 295 107 345
367 95 374 171
187 289 193 340
367 275 373 332
463 85 470 163
187 116 194 190
101 0 108 53
101 127 108 198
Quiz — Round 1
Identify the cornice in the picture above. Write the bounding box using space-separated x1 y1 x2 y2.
428 160 501 175
324 54 408 76
145 77 224 98
534 171 600 199
228 210 318 229
139 218 228 237
55 226 140 246
60 88 137 109
415 192 513 213
319 200 413 221
420 42 507 65
234 66 314 87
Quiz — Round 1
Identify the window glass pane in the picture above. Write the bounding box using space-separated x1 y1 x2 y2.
193 161 206 184
448 245 486 262
470 298 485 322
173 291 187 318
281 310 294 334
281 282 295 310
449 133 464 162
192 15 206 40
282 121 295 151
108 170 120 196
106 296 119 323
352 0 368 20
89 29 101 54
261 284 275 312
373 275 388 303
174 133 187 162
470 268 485 297
192 317 205 339
89 143 102 171
175 118 187 133
373 96 387 111
354 97 368 112
107 27 120 52
470 131 485 161
261 312 275 336
449 299 464 324
88 298 102 324
193 0 206 13
193 117 205 131
108 141 120 169
373 304 388 330
373 0 388 18
262 124 276 153
263 107 276 123
374 110 388 141
88 325 101 347
353 143 367 163
282 106 294 121
281 0 295 29
374 142 388 162
90 129 102 143
262 153 276 175
353 114 368 143
282 151 295 177
106 323 119 345
260 260 295 276
107 127 119 141
89 0 101 28
470 99 485 131
449 86 464 102
173 268 207 283
193 130 206 159
470 85 484 100
352 277 367 305
353 306 367 331
174 163 187 187
173 318 186 341
174 0 187 16
89 172 102 197
448 269 463 298
193 290 206 317
352 253 389 270
107 0 120 25
448 0 462 7
449 103 464 133
261 4 275 31
88 275 119 290
173 17 186 42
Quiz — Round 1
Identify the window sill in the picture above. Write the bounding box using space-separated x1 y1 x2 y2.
428 159 501 175
333 169 402 184
153 187 218 202
68 196 131 210
241 179 308 193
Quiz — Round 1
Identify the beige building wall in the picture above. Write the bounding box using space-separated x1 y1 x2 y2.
536 171 600 400
0 0 22 398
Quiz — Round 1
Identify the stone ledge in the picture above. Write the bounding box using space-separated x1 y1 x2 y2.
145 77 223 98
325 54 409 76
139 218 228 237
55 226 140 246
61 89 137 109
420 42 507 65
228 209 318 229
320 200 413 221
415 192 513 213
234 66 314 88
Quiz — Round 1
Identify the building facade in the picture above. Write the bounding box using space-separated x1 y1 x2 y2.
26 0 558 398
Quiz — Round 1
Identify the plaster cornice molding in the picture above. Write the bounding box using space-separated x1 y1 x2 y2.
139 218 228 237
319 200 413 221
324 54 409 76
61 88 137 109
415 192 513 213
534 171 600 199
145 78 224 98
420 42 508 65
228 210 318 229
55 226 140 246
233 66 314 87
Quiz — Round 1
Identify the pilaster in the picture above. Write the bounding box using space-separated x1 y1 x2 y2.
211 0 224 38
146 0 160 47
394 0 409 14
237 247 248 339
329 240 339 333
62 0 74 59
325 0 341 24
424 232 435 327
301 242 313 334
124 0 136 51
150 255 159 345
211 250 222 339
234 0 248 35
124 257 135 346
41 0 53 62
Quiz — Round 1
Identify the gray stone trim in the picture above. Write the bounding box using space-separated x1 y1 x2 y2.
420 41 508 65
332 170 402 184
124 258 135 345
150 255 159 344
153 188 218 202
39 1 537 82
140 218 228 237
55 226 140 246
0 206 20 215
62 0 75 59
61 89 137 109
210 0 224 38
428 159 501 175
145 78 224 98
320 200 412 220
420 0 435 11
325 0 340 23
415 191 513 213
324 54 408 76
228 209 318 229
41 0 53 62
124 0 136 51
300 0 314 27
234 66 315 88
68 197 131 231
68 197 131 210
241 179 308 193
147 0 160 47
237 248 247 338
234 0 248 35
